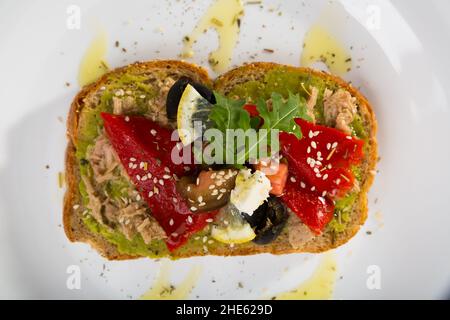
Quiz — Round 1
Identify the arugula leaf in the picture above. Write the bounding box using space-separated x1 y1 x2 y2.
208 91 309 166
208 93 249 131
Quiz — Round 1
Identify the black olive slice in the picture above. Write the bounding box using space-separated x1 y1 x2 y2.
166 77 216 119
243 196 288 245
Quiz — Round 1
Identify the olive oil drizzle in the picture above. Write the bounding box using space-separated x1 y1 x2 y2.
181 0 244 73
273 253 337 300
140 262 202 300
300 25 352 76
78 29 109 87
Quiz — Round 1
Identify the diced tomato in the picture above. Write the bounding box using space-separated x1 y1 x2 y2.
101 113 217 251
254 161 288 196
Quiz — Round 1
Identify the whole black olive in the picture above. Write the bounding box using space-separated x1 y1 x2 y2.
166 77 216 119
242 197 289 245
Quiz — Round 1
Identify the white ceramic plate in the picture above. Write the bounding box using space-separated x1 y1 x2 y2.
0 0 449 299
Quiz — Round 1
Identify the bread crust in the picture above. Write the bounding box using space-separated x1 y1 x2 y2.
64 61 377 260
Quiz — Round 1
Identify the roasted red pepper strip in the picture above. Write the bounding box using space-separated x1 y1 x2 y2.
280 118 364 233
101 113 216 251
280 118 364 198
282 179 335 235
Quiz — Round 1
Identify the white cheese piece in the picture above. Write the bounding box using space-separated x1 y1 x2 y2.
230 169 271 216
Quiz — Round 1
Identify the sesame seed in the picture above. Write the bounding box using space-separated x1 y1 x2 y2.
335 178 341 185
159 179 164 186
307 146 311 154
327 143 331 150
198 202 206 207
218 171 225 176
163 174 171 179
203 245 208 252
153 177 158 184
197 196 203 203
164 167 170 173
206 218 213 223
216 180 223 186
187 186 191 192
136 174 141 181
217 193 223 200
318 197 326 205
224 220 229 225
313 131 320 137
208 240 214 244
322 191 327 197
141 175 148 181
311 141 317 149
326 148 337 161
308 130 314 138
150 129 157 136
290 176 297 183
73 204 80 210
184 166 191 171
323 174 329 180
169 218 174 226
130 157 136 162
212 189 218 196
128 163 133 168
209 185 215 190
211 173 217 179
190 206 198 211
332 142 338 149
300 182 306 188
125 116 130 122
196 177 200 185
136 194 141 201
140 94 146 99
187 216 193 224
220 188 227 193
148 191 154 197
311 186 316 191
172 197 178 203
346 136 352 140
171 232 178 237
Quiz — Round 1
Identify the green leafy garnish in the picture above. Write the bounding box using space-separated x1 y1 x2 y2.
207 91 310 166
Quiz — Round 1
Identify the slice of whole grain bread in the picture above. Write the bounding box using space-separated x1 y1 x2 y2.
64 60 377 260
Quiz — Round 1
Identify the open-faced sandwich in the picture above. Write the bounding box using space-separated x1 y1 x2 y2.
64 60 377 259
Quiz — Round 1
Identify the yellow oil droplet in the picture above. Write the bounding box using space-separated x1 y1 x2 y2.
300 25 352 76
78 30 109 87
140 261 202 300
181 0 244 73
274 253 337 300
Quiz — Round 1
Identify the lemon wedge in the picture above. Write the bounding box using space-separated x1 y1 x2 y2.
177 84 213 145
210 204 256 244
211 223 256 244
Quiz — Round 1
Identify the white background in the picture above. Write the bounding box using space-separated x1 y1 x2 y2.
0 0 449 299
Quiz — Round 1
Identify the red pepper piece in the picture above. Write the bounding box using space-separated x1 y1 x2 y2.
101 113 216 251
280 118 364 198
282 178 335 235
